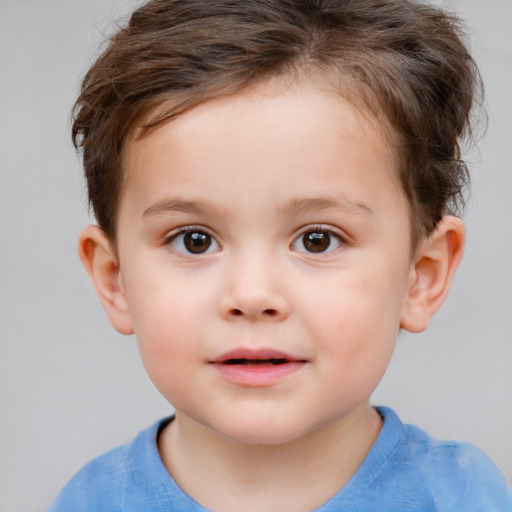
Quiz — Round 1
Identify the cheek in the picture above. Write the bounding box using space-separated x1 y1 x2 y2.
125 263 210 337
123 277 208 378
302 271 403 378
134 294 206 352
133 306 203 407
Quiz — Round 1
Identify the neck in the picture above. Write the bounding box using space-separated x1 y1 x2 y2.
158 402 382 512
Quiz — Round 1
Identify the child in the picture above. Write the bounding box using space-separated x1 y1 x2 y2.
49 0 511 510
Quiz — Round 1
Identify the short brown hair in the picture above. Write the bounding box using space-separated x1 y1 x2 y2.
72 0 482 246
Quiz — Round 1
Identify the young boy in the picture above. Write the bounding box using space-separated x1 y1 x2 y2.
49 0 511 510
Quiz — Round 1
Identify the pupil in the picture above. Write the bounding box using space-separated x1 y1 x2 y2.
184 232 211 253
304 231 330 253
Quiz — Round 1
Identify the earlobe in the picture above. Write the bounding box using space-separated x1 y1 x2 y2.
78 225 134 335
400 216 465 333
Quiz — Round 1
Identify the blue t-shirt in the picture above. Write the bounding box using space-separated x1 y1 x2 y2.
49 407 511 511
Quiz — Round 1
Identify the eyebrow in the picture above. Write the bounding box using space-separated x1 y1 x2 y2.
143 198 204 217
142 195 374 219
279 196 374 218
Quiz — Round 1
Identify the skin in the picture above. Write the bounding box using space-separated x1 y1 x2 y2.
80 82 465 512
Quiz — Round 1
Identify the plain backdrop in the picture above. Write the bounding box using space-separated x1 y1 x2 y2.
0 1 511 510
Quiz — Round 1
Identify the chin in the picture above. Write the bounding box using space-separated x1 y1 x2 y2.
209 414 317 447
222 428 305 446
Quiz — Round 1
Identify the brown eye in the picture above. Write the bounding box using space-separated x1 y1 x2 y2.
184 231 211 253
170 229 220 255
303 232 330 252
292 228 343 254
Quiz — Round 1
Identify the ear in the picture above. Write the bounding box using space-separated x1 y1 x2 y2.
78 225 134 335
400 216 465 333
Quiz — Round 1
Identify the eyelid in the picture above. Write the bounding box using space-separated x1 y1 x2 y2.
163 224 216 242
294 224 348 241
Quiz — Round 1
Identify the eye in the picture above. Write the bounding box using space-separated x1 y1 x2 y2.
292 228 343 254
167 228 220 255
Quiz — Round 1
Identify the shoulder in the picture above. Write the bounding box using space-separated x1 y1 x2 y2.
47 417 172 512
47 444 130 512
415 436 511 512
379 408 511 512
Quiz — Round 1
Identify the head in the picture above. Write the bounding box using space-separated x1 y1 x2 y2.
73 0 481 251
75 0 480 444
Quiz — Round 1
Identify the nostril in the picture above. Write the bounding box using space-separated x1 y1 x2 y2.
229 308 278 317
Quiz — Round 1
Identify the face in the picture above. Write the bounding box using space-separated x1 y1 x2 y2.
115 83 415 445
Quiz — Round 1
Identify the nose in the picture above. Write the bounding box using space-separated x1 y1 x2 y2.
219 253 290 322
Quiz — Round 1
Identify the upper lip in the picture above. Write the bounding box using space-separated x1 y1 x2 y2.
210 348 306 364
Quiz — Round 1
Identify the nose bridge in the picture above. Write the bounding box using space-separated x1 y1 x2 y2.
220 245 289 321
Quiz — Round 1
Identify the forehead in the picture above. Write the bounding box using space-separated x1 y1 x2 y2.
120 83 406 224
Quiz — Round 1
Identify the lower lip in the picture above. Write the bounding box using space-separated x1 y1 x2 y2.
210 361 305 387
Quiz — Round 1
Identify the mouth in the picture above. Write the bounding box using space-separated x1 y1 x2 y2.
210 349 307 386
222 358 290 366
211 348 305 365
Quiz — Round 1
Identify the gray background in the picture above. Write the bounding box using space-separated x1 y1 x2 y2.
0 0 510 510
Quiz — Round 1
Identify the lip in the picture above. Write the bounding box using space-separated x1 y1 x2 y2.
209 348 307 387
